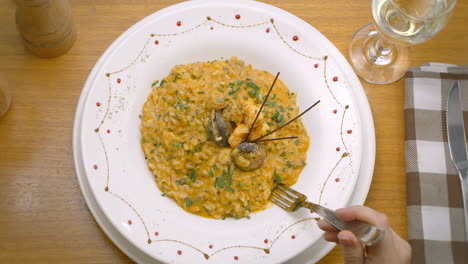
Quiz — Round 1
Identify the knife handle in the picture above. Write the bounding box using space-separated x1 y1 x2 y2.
459 171 468 241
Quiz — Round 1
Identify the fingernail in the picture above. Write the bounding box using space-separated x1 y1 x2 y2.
338 234 352 246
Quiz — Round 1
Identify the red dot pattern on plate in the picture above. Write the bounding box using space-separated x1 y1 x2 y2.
155 40 159 45
234 256 239 260
333 76 338 82
314 64 318 68
347 129 353 134
117 78 121 84
291 235 296 239
235 14 240 19
128 220 132 225
333 109 337 114
210 26 214 30
176 21 182 26
154 232 159 236
107 129 111 134
293 35 299 41
177 250 182 255
310 210 314 213
264 239 268 244
96 102 101 107
209 244 213 249
336 147 340 151
266 27 270 33
335 178 340 182
93 164 98 170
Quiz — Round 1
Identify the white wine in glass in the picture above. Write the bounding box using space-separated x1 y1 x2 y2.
349 0 456 84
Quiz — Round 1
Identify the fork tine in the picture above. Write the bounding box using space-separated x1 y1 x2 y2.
277 184 302 197
270 196 293 211
271 191 294 205
273 185 297 199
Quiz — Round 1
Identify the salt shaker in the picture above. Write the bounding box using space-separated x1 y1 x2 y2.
15 0 76 58
0 73 11 120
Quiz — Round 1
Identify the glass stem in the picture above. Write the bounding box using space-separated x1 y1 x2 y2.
366 36 396 66
375 38 392 56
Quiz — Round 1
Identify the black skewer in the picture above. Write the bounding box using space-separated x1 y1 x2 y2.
252 100 320 142
254 136 298 143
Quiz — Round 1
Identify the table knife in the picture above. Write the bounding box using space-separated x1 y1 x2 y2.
446 80 468 240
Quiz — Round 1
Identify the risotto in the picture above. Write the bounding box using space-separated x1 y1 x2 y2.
140 57 310 219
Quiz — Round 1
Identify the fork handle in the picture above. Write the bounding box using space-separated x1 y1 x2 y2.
304 202 385 246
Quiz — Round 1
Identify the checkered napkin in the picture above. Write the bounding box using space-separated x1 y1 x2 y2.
405 63 468 264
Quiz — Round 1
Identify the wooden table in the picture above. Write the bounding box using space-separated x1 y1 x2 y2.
0 0 467 263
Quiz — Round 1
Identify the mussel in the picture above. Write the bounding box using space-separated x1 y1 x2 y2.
231 142 267 171
207 109 233 147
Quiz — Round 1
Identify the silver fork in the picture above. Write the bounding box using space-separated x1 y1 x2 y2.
270 184 385 246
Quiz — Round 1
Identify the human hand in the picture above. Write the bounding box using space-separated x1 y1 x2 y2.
317 205 411 264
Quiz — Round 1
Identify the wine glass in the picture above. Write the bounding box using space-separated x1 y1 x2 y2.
349 0 457 84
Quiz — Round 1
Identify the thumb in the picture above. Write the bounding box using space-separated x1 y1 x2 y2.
338 230 365 264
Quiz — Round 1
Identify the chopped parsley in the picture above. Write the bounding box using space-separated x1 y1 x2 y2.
173 72 182 82
159 79 166 87
265 100 276 107
273 168 282 185
214 169 226 188
246 81 261 98
271 110 285 124
214 167 234 191
228 86 240 96
186 170 197 181
175 178 186 185
151 80 159 87
286 161 293 168
184 197 193 207
294 140 300 146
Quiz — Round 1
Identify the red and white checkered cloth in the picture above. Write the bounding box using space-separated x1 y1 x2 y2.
405 63 468 264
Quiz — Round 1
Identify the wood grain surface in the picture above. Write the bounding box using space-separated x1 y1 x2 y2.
0 0 467 263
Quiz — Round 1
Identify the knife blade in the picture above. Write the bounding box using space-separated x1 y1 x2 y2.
446 80 468 241
447 81 468 170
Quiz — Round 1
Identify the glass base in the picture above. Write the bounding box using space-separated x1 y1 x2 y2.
349 24 410 85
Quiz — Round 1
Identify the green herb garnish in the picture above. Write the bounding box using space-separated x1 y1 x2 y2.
173 72 182 82
184 197 193 207
151 80 159 87
186 170 197 181
175 178 186 185
271 110 285 124
273 168 282 185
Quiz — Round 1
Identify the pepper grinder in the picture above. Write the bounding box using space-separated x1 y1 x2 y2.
15 0 76 58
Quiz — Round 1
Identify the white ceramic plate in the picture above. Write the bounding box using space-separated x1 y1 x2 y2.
73 0 375 263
